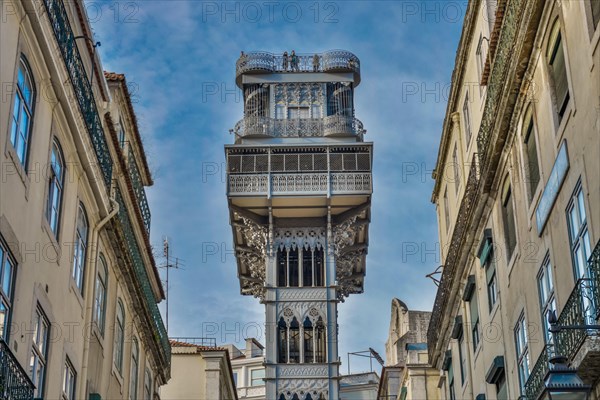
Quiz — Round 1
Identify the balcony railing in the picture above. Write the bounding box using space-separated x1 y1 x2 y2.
236 50 360 84
428 154 480 361
228 172 371 196
476 0 525 179
128 149 151 233
524 239 600 399
43 0 113 187
232 115 365 139
0 338 35 400
115 187 170 364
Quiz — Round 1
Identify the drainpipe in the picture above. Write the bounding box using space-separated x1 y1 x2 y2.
79 182 119 399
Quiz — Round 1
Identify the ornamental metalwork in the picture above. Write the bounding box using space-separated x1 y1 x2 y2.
235 213 268 300
0 338 35 400
232 116 364 138
524 344 553 400
277 378 329 400
476 0 525 174
428 154 479 360
114 186 171 364
128 148 151 232
274 228 326 252
236 50 360 78
228 173 371 196
43 0 113 187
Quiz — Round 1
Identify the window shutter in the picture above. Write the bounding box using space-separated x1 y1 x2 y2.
486 255 496 284
470 294 479 325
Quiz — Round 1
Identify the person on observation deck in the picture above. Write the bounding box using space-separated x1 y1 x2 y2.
312 54 320 72
282 51 289 71
291 50 299 72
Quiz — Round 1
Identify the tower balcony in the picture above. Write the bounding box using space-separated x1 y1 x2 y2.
232 115 365 141
236 50 361 88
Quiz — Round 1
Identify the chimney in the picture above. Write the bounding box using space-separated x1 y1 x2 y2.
245 338 264 358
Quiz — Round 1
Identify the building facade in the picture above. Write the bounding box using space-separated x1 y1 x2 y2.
339 372 379 400
161 339 237 400
378 299 439 400
429 0 599 399
0 1 170 399
226 50 373 400
227 338 266 400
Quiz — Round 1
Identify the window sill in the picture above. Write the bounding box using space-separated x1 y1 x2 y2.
507 249 519 282
91 322 105 351
489 299 500 322
4 145 30 199
112 366 124 393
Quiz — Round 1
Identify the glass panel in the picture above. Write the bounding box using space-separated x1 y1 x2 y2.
0 302 6 339
288 248 299 287
277 249 287 287
578 189 586 223
550 34 569 116
3 257 13 297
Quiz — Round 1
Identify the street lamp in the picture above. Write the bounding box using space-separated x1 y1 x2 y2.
539 355 591 400
538 311 593 400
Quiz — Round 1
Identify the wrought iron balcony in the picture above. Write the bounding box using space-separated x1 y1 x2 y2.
236 50 361 86
128 149 151 233
228 172 371 196
232 115 365 140
428 154 480 362
115 187 170 365
43 0 113 187
0 338 35 400
524 239 600 398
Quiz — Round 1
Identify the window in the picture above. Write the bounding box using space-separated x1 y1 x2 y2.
10 56 35 166
250 368 265 386
304 317 314 362
452 144 461 194
129 338 139 400
523 109 540 202
444 189 450 232
275 105 285 119
72 204 88 292
232 371 238 385
46 139 65 236
0 240 16 339
62 358 76 400
144 368 153 400
458 332 467 385
315 317 326 363
448 363 456 400
118 118 126 148
567 182 591 280
114 300 125 373
289 317 300 363
469 293 480 351
30 306 50 398
278 314 310 364
515 314 530 394
94 255 108 334
278 247 324 288
501 177 517 261
538 255 556 343
592 0 600 30
496 372 508 400
463 92 472 146
476 34 486 87
288 107 309 119
486 249 498 312
547 22 570 120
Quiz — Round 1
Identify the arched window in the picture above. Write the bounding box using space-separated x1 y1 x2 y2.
278 395 286 400
278 246 324 288
72 204 88 292
10 56 35 166
289 318 300 363
291 394 300 400
277 249 287 287
305 394 313 400
46 139 65 236
114 300 125 373
94 255 108 334
129 337 139 400
318 393 326 400
278 317 287 363
303 317 314 363
546 20 570 120
315 317 326 363
144 368 153 400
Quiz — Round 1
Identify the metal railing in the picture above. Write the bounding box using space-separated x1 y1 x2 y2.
115 187 170 364
427 154 480 361
228 172 372 196
232 115 365 139
43 0 113 187
524 239 600 399
128 149 151 233
169 337 217 347
236 50 360 80
0 338 35 400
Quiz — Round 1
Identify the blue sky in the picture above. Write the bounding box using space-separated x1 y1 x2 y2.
91 0 465 372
